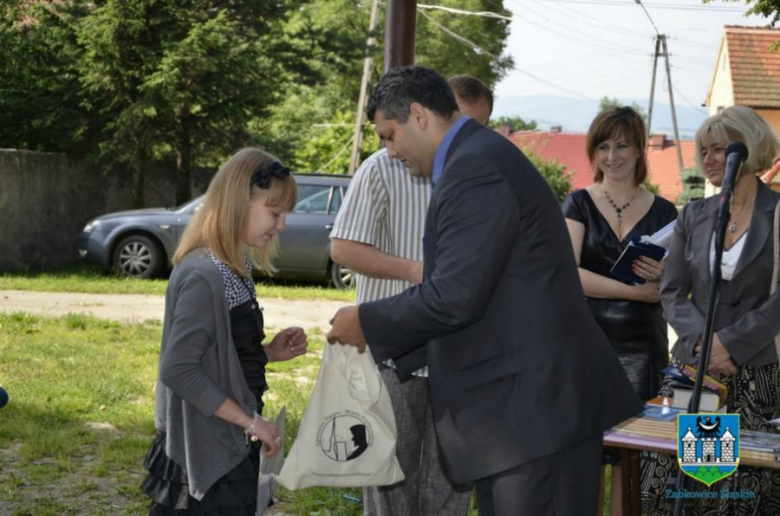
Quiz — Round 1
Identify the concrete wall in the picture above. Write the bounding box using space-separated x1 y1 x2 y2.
0 149 213 271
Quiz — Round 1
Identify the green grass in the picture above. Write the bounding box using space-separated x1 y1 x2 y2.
0 312 372 514
0 264 354 302
0 312 609 515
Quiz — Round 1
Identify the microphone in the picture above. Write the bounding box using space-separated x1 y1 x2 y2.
716 142 749 233
722 142 749 197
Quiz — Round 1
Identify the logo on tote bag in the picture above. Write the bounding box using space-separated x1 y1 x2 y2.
677 413 739 486
317 410 374 462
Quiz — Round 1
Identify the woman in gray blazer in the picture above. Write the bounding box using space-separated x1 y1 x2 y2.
140 149 309 515
642 106 780 515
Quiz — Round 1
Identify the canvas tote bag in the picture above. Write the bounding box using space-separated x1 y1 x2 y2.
276 343 405 489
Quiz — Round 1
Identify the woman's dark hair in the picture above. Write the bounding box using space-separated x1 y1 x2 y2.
367 66 459 123
586 106 649 186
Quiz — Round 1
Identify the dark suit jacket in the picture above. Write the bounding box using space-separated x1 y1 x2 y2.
359 120 643 483
662 179 780 367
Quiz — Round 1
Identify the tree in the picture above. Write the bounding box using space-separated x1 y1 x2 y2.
520 149 573 203
704 0 780 25
0 2 93 154
489 116 538 132
77 1 298 206
599 96 648 119
677 167 705 204
257 0 516 173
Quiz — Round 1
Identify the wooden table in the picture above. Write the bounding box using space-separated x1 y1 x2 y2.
603 416 780 516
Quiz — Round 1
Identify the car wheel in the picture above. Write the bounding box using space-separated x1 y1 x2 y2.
112 235 165 279
330 262 355 290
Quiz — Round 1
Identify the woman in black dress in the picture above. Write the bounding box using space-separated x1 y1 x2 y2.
562 107 678 515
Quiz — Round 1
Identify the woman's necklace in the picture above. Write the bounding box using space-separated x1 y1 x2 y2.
728 194 756 233
603 186 638 229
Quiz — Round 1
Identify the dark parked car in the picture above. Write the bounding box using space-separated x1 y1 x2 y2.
76 173 354 288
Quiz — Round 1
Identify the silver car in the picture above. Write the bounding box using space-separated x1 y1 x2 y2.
76 174 354 288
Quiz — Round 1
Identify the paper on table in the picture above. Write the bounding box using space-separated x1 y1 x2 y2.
257 406 286 516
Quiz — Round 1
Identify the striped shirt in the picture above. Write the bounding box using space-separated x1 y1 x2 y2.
330 148 430 376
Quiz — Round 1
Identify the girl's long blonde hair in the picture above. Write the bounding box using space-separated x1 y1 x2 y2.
174 148 298 277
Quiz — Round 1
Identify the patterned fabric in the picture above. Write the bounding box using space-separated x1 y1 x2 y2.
204 248 258 311
329 148 430 376
641 357 780 515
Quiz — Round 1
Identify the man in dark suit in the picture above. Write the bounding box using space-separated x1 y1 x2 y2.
327 66 643 516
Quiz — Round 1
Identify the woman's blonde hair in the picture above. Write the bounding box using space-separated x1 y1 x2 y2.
173 148 298 277
695 105 780 177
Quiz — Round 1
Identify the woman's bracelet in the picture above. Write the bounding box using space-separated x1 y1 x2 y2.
244 412 267 445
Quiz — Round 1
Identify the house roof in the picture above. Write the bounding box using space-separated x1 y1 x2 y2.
645 135 697 203
724 26 780 108
508 131 696 203
509 131 593 191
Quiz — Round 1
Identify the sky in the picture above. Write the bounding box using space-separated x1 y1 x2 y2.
492 0 774 114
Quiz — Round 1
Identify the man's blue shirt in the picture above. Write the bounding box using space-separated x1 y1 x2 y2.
432 115 470 187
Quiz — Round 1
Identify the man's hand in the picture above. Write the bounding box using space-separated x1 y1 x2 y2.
327 306 367 353
266 327 308 362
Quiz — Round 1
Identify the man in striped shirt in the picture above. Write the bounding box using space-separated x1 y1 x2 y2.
329 75 493 516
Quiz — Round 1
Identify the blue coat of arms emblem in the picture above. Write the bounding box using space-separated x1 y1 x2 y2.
677 413 740 486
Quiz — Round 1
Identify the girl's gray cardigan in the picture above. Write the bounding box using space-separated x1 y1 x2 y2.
154 249 257 500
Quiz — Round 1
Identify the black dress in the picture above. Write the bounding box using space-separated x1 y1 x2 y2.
562 189 678 401
141 298 269 515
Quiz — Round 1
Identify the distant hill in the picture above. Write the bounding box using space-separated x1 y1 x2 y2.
493 94 709 139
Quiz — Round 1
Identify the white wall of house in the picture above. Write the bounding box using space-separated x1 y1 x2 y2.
707 40 735 117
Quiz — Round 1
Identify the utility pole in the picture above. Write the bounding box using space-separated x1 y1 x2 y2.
646 37 660 136
384 0 417 72
647 34 685 176
347 0 381 175
347 0 417 174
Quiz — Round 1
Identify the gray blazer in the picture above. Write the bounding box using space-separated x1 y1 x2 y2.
154 249 256 500
662 180 780 367
359 120 642 484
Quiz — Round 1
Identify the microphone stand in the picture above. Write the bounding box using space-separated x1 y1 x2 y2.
673 177 736 516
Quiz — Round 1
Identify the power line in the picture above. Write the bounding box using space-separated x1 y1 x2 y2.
535 0 746 12
531 0 651 39
421 8 596 100
319 134 355 173
417 4 512 21
672 86 708 115
516 6 650 60
418 10 498 59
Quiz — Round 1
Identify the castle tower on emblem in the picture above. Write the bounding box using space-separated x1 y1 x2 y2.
682 428 697 463
721 427 736 462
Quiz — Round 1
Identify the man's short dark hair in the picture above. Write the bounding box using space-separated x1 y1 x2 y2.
448 74 493 113
367 66 459 123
